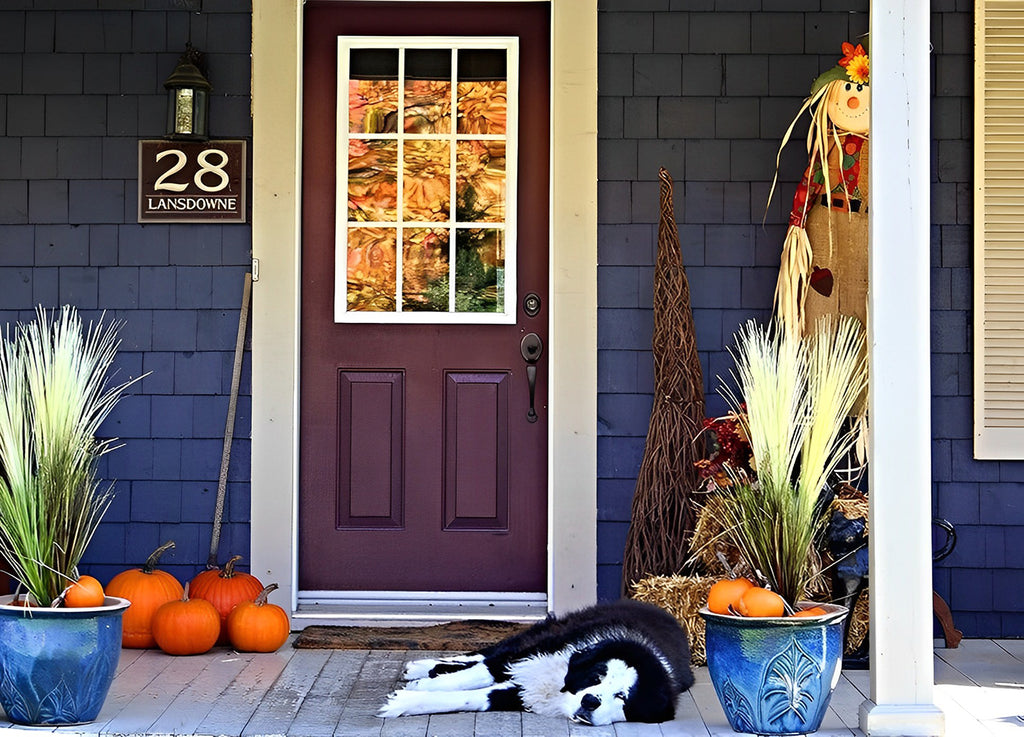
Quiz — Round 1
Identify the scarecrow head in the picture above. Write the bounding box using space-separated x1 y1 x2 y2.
815 42 871 135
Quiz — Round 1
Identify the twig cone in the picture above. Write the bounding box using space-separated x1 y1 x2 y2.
622 168 706 591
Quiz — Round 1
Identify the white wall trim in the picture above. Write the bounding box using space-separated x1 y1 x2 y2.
864 1 944 734
249 0 597 617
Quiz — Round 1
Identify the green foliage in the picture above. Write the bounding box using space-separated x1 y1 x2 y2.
454 231 499 313
0 307 140 606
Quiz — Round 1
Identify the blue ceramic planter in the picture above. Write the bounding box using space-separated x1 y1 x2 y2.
0 595 129 726
700 603 848 736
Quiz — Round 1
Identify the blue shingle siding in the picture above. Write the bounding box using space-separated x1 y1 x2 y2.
4 2 1019 636
0 2 252 581
596 1 1024 640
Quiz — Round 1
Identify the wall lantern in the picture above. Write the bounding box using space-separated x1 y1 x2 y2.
164 44 211 140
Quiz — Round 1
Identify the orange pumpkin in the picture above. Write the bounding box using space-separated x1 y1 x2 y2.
707 577 754 614
151 582 221 655
226 583 290 652
189 555 264 644
63 575 106 608
106 541 185 648
792 605 828 618
734 587 786 617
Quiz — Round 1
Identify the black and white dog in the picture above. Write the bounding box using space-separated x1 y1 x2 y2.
379 600 694 725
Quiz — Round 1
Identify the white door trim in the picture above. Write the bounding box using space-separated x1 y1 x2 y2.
250 0 597 619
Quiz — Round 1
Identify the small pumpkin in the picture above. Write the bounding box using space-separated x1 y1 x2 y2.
706 577 754 615
106 541 185 648
63 574 106 608
151 582 221 655
226 583 290 652
189 555 264 644
734 587 786 618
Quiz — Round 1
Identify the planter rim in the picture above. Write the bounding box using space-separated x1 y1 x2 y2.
0 594 130 616
699 601 848 627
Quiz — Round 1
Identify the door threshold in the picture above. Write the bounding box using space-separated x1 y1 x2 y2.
293 590 549 628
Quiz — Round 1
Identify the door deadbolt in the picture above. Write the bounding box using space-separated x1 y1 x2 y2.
523 293 542 318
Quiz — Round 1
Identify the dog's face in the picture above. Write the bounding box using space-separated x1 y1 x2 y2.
561 657 637 725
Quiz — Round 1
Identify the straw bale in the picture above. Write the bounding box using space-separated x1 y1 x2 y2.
689 495 741 574
831 483 869 533
631 574 722 666
846 586 869 653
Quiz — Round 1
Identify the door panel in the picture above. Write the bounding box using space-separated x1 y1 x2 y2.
299 2 550 593
444 371 509 530
336 371 403 528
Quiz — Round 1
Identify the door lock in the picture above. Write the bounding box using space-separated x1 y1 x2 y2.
523 293 542 318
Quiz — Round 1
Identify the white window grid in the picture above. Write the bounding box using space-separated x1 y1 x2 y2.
334 36 519 324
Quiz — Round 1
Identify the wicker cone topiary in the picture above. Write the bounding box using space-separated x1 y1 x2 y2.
621 168 706 592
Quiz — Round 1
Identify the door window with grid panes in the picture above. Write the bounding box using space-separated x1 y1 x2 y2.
337 38 518 323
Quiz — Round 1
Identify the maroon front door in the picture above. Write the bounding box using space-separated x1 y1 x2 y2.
299 2 550 593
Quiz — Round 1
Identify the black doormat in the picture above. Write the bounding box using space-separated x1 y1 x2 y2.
293 619 530 651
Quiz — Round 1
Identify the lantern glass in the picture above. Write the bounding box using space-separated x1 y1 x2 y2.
166 86 209 139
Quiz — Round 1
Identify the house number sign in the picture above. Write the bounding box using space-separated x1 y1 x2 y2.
138 140 246 223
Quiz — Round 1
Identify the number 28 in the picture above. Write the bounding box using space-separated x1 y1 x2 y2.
154 148 231 193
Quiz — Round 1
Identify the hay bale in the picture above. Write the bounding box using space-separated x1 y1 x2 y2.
631 574 721 666
689 495 741 574
846 587 869 653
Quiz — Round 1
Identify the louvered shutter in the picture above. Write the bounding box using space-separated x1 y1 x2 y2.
975 0 1024 458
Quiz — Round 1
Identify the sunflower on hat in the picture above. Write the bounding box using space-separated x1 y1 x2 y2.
839 42 870 84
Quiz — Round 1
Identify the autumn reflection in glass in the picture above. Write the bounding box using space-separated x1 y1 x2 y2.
455 228 504 313
348 227 397 311
405 80 451 133
403 141 450 222
456 141 505 222
339 43 513 320
403 228 451 312
349 79 399 133
457 80 507 135
348 140 397 222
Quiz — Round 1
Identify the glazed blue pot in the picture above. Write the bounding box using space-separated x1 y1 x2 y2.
700 603 848 736
0 595 129 726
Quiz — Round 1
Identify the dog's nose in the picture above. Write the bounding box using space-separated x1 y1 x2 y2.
581 694 601 711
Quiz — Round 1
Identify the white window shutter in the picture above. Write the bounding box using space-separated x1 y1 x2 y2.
975 0 1024 458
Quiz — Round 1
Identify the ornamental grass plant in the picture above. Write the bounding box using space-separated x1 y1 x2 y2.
0 306 140 607
715 315 867 608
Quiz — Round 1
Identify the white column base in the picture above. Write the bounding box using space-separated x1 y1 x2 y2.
859 700 946 736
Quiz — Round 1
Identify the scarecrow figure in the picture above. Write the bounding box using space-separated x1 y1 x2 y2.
773 42 870 339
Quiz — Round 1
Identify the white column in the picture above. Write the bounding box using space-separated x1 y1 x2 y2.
250 0 303 611
860 2 945 735
549 0 599 614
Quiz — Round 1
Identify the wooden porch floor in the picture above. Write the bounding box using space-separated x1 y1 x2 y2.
2 639 1019 736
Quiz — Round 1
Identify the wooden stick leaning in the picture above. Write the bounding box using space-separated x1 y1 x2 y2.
207 272 253 569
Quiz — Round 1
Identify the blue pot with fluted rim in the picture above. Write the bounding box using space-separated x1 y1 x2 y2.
0 594 129 726
700 603 848 736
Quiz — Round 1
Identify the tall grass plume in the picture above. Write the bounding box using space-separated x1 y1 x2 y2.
715 315 867 606
0 307 141 606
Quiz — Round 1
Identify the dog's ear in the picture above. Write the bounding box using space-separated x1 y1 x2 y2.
560 648 608 693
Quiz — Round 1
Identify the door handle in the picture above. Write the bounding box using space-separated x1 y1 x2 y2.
520 333 543 423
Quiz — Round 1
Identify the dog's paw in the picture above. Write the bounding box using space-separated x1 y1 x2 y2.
378 685 493 718
402 654 483 680
378 688 431 718
403 658 446 680
378 689 410 718
404 661 494 692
